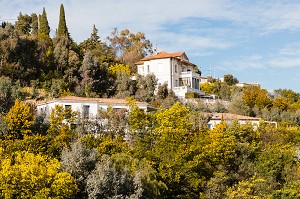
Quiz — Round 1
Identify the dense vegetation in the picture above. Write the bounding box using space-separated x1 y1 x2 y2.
1 98 300 198
0 4 165 108
199 76 300 126
1 4 300 199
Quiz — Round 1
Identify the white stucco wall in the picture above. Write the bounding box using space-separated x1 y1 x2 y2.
207 119 260 129
137 57 196 90
37 101 99 120
37 100 149 122
138 58 173 89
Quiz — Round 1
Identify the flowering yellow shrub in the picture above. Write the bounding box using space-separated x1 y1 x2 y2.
4 99 34 139
0 151 78 198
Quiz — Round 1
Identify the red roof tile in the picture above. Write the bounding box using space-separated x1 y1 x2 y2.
135 52 187 64
37 96 148 106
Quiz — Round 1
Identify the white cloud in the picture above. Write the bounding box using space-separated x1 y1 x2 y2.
2 0 300 92
3 0 300 42
268 43 300 68
151 31 232 53
221 54 266 72
1 1 300 61
269 58 300 68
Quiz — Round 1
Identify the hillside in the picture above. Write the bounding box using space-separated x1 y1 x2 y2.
0 5 300 198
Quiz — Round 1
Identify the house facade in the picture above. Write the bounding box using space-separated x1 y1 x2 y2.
207 113 261 129
136 52 205 98
200 76 208 84
37 96 150 121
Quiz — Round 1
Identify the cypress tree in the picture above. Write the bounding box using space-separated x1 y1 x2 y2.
57 4 68 36
38 7 50 37
31 13 38 35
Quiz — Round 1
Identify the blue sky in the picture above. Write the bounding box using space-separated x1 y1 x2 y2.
1 0 300 92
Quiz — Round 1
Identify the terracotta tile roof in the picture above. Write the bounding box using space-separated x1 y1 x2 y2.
135 60 144 65
181 59 196 67
37 96 148 106
135 52 186 64
211 113 260 121
143 52 185 60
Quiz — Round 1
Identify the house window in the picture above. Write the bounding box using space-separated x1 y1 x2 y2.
175 80 178 87
40 107 45 114
195 79 200 90
208 124 212 129
83 105 90 118
175 64 178 73
65 105 71 109
64 105 72 119
179 78 183 86
147 65 150 73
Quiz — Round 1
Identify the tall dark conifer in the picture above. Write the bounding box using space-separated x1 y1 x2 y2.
31 13 38 35
37 8 53 78
38 7 50 37
57 4 68 36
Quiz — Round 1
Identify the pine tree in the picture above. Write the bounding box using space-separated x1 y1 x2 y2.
79 51 100 97
57 4 68 36
38 7 50 37
90 24 99 43
14 12 32 35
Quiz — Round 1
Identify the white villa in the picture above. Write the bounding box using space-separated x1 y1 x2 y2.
136 52 205 98
37 96 151 121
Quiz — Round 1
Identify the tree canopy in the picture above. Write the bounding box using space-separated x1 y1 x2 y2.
57 4 68 37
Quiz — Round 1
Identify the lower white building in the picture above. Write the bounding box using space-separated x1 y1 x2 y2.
207 113 277 129
235 82 261 88
37 96 151 121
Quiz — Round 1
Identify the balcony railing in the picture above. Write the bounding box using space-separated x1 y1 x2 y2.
173 86 205 94
180 71 200 78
